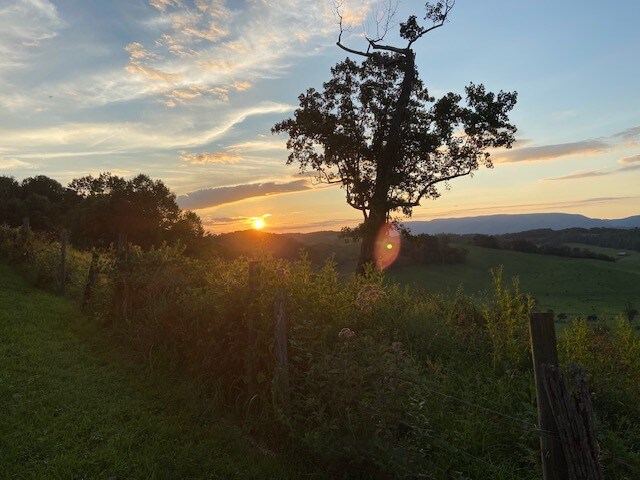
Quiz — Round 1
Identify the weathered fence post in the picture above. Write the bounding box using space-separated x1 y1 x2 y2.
245 261 260 398
529 311 568 480
21 216 29 235
59 230 68 293
274 287 290 415
115 232 129 321
541 364 603 480
117 232 128 262
83 250 99 309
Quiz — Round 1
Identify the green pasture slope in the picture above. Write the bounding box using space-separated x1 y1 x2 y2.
0 263 310 479
389 244 640 317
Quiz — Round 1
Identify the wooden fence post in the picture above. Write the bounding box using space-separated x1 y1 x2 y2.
541 364 603 480
274 288 290 415
59 230 68 293
245 261 260 398
83 250 99 309
117 232 128 262
22 216 29 234
529 312 568 480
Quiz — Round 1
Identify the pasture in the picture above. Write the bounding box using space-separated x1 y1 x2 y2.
389 244 640 317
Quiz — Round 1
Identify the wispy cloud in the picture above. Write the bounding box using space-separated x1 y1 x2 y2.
543 163 640 181
0 0 64 70
177 179 311 210
619 154 640 164
179 150 240 164
0 102 293 157
494 139 610 163
202 213 271 227
0 157 37 170
612 125 640 140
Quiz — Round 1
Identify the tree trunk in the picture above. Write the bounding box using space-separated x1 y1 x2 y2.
356 208 386 275
356 51 417 276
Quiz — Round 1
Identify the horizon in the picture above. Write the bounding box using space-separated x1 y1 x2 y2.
1 0 639 233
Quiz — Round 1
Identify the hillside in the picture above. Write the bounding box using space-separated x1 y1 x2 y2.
388 244 640 317
404 213 640 235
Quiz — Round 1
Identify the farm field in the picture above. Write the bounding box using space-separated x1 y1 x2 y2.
388 244 640 317
0 262 311 480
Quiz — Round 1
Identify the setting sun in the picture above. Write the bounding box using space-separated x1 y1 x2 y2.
251 218 265 230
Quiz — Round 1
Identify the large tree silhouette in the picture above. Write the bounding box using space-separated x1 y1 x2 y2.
273 1 518 274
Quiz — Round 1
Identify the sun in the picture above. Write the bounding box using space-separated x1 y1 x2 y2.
251 217 265 230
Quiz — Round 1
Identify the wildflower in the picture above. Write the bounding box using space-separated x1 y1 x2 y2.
355 284 387 313
338 327 356 339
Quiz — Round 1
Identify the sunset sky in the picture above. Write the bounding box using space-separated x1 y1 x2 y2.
1 0 639 233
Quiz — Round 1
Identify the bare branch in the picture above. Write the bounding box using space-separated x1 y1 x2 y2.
408 0 455 47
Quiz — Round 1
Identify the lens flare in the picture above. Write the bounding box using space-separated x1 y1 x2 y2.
374 223 401 270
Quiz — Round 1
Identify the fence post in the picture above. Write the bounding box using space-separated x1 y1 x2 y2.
245 261 260 398
274 288 290 415
529 312 568 480
22 216 29 234
59 230 68 293
117 232 128 262
83 250 99 309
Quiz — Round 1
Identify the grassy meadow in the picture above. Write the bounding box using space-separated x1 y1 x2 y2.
388 244 640 317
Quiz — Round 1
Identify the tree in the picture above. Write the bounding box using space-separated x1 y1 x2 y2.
273 1 517 273
68 172 203 249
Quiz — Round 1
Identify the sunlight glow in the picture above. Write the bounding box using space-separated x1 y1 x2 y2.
252 217 265 230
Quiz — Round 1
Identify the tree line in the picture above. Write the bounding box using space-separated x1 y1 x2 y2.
0 173 203 250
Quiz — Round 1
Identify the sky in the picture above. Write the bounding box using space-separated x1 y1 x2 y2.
1 0 639 233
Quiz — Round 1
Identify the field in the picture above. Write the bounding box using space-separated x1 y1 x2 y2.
388 244 640 317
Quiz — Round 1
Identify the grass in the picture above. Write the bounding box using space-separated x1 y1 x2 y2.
0 262 314 480
388 244 640 316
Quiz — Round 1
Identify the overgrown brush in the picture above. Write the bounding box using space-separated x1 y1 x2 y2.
2 229 639 478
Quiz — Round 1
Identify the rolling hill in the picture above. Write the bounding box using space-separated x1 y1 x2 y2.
404 213 640 235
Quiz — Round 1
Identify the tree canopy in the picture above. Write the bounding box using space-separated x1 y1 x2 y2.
273 1 518 273
0 172 203 249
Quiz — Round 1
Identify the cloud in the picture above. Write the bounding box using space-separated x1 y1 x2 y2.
0 102 293 157
0 157 36 170
619 154 640 164
228 139 287 152
543 163 640 181
543 169 613 181
494 139 610 163
0 0 64 70
202 212 271 226
612 125 640 140
177 179 311 210
179 150 240 164
619 164 640 173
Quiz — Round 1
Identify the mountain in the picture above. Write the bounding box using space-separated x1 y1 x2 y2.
404 213 640 235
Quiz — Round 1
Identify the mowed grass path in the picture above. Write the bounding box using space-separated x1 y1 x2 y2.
0 263 309 480
389 245 640 316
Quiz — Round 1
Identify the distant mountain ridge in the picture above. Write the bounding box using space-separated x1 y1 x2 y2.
404 213 640 235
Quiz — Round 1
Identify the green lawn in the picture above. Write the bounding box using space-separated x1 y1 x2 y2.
388 245 640 316
0 263 312 479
